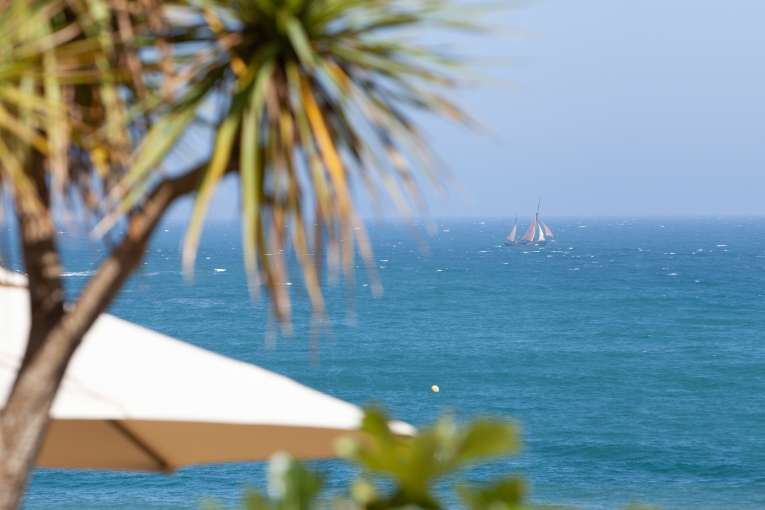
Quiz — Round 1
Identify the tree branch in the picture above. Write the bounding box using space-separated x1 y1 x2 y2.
69 164 211 332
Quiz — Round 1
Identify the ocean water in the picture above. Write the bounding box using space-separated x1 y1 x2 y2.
18 218 765 510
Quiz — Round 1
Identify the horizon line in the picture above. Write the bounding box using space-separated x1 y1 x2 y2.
160 213 765 226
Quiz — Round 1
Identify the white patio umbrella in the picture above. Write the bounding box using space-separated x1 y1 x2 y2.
0 268 412 471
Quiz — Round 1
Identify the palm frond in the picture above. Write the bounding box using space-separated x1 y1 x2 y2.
101 0 477 324
1 0 478 328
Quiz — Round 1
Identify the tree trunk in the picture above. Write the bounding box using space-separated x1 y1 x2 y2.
15 156 66 370
0 167 207 510
0 153 65 509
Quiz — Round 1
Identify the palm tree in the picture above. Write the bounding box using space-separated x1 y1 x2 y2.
0 1 474 507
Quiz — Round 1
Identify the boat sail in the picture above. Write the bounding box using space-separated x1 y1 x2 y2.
505 217 518 245
521 220 537 243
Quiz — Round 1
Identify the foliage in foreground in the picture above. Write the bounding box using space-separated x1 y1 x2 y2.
207 410 660 510
207 409 541 510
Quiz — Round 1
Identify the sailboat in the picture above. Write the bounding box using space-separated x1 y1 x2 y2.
517 200 554 246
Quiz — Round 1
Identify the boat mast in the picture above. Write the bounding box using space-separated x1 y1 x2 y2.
537 198 554 238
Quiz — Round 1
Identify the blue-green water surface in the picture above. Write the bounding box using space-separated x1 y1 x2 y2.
20 218 765 509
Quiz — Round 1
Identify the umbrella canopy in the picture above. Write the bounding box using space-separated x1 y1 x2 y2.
0 269 412 471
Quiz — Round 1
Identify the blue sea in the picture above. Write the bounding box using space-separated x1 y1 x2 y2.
19 218 765 509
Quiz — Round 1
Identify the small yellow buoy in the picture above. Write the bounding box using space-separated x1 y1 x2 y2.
431 384 440 393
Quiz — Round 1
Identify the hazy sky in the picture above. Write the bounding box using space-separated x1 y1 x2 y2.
426 0 765 217
181 0 765 221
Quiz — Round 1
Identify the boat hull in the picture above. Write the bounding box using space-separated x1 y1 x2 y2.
504 241 548 247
